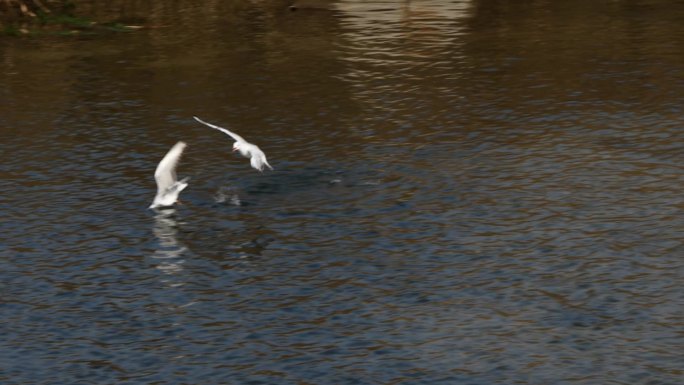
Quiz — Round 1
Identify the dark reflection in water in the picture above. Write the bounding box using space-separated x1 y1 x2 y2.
1 1 683 384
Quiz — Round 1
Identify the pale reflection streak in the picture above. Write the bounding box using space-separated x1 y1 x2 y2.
335 0 472 118
336 1 471 65
152 209 189 285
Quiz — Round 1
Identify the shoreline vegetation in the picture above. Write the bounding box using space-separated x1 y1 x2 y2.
1 0 312 36
1 0 135 36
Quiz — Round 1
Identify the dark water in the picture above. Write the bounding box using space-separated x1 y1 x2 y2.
1 1 683 384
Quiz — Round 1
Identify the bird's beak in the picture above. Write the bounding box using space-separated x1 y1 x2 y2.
232 148 238 152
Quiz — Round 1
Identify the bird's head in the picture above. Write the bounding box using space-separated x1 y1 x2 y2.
233 141 250 157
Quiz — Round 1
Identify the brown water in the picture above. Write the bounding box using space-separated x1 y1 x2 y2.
1 1 683 384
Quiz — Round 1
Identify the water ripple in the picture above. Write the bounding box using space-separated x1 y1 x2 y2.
1 1 683 384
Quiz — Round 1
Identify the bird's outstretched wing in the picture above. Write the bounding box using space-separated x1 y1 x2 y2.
193 116 246 143
155 141 187 193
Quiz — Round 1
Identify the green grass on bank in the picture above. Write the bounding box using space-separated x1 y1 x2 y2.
2 11 135 36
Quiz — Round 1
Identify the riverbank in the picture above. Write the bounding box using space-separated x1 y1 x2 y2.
1 0 294 36
1 0 128 36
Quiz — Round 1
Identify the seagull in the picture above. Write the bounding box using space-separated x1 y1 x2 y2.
150 141 189 209
193 116 273 172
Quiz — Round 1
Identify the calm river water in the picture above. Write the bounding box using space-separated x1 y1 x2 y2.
1 1 682 384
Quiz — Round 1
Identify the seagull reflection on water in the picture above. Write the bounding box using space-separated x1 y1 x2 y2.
152 209 189 281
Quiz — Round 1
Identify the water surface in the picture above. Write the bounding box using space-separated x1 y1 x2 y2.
1 1 683 384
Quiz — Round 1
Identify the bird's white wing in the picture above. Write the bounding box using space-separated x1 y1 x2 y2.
193 116 246 143
155 141 187 193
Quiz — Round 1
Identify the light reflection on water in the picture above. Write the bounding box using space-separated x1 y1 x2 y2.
335 0 471 142
152 209 188 280
1 1 683 384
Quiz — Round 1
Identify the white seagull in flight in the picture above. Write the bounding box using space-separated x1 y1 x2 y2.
193 116 273 172
150 141 189 209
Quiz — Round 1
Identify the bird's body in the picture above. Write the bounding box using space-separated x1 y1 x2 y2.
150 141 189 209
193 116 273 172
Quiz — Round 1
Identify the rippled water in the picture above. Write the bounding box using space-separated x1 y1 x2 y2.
1 1 683 384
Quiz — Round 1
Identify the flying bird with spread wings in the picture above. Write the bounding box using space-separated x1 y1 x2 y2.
149 141 189 209
193 116 273 172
